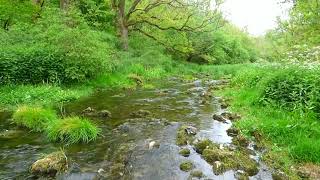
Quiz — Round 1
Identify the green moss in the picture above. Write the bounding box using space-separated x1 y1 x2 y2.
194 139 215 154
176 126 194 146
46 116 100 144
197 139 258 176
12 106 57 132
179 161 193 172
179 148 191 157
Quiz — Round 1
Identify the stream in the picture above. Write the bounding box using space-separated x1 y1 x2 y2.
0 77 273 179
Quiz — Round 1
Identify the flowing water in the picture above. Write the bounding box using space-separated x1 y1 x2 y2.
0 77 273 179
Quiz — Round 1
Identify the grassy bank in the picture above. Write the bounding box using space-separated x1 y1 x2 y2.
217 64 320 177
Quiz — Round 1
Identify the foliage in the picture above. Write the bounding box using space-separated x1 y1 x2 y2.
46 116 100 144
12 106 57 132
220 64 320 164
0 7 115 84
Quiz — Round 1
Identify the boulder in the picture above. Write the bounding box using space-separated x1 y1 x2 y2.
30 151 67 177
212 114 226 123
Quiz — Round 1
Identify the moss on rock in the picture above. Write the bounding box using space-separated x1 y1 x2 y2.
30 151 67 177
180 161 194 172
179 148 191 157
176 125 195 146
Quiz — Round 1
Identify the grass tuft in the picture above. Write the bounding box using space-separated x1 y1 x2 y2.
12 106 57 132
46 116 100 144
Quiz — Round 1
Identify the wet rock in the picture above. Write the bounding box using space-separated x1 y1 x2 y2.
180 161 194 172
212 114 226 123
221 112 241 121
30 151 67 177
194 139 214 154
82 107 112 119
190 170 204 178
197 139 258 176
148 141 160 150
233 135 249 148
221 102 229 109
227 127 240 137
98 110 112 118
118 123 130 132
130 110 152 118
185 126 198 135
176 125 196 146
179 148 191 157
272 170 289 180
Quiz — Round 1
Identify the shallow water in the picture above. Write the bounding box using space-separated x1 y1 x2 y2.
0 78 273 179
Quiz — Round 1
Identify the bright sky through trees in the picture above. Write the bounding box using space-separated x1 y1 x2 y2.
222 0 292 36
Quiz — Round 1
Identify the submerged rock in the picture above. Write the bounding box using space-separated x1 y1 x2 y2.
130 110 152 118
179 148 191 157
190 170 204 178
82 107 112 119
180 161 194 172
30 151 67 177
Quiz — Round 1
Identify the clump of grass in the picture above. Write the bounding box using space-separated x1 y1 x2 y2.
46 116 100 144
12 106 57 132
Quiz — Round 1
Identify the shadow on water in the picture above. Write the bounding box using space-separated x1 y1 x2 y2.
0 78 273 179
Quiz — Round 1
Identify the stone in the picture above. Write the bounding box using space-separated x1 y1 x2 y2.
98 110 112 118
227 127 240 137
212 114 226 123
30 151 67 177
180 161 194 172
221 112 241 121
184 126 198 135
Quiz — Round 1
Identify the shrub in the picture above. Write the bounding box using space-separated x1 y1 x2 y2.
46 116 100 144
0 7 115 84
12 106 57 132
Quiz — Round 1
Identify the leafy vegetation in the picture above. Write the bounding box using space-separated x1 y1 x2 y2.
12 106 57 132
46 116 100 144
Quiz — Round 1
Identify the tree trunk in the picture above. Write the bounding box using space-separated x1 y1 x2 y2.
60 0 69 10
118 0 129 50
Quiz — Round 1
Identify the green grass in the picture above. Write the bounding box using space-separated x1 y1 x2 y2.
46 116 101 144
216 64 320 176
12 106 57 132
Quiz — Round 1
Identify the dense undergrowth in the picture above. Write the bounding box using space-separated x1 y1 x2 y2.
217 64 320 174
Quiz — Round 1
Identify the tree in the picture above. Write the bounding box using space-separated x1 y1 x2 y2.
111 0 224 51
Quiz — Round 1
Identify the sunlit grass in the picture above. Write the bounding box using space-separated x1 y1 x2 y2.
12 106 57 132
46 116 101 144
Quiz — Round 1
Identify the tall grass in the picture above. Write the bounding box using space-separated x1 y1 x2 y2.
12 106 57 132
46 116 100 144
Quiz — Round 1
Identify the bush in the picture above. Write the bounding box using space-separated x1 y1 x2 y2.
0 7 115 84
12 106 57 132
46 116 100 144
